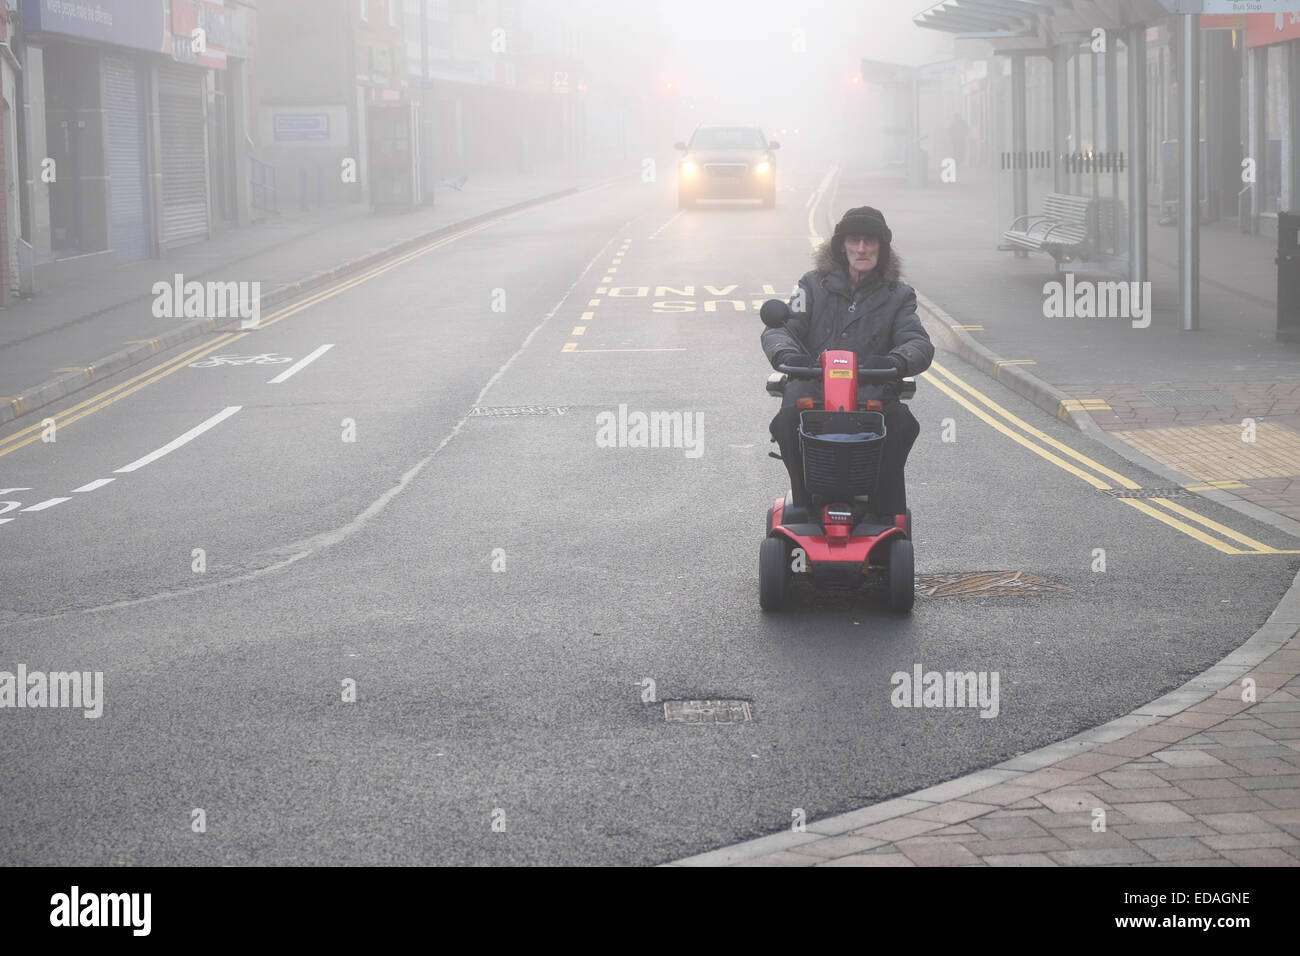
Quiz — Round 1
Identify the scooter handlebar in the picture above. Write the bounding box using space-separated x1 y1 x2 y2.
777 365 905 383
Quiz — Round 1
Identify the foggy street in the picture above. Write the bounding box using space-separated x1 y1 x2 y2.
2 0 1300 878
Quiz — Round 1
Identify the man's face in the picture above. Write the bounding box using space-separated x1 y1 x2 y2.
844 235 879 276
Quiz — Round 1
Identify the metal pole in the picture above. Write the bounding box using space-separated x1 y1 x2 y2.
1053 47 1068 193
1179 13 1200 331
1012 52 1028 221
1129 25 1148 284
1106 30 1119 238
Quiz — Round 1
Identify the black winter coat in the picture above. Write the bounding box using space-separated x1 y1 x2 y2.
762 241 934 401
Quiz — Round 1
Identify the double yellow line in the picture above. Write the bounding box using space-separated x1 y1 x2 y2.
925 360 1299 555
0 217 506 461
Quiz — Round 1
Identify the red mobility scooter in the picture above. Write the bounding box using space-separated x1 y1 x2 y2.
759 300 917 613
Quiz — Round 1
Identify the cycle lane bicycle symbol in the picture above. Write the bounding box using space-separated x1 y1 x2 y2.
188 353 293 368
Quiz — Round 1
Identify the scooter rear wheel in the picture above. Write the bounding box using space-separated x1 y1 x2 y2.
759 536 791 612
887 537 915 613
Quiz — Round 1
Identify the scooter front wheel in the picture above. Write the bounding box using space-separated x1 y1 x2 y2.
887 537 915 613
759 536 792 612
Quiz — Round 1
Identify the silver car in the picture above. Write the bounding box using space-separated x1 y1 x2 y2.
675 126 779 209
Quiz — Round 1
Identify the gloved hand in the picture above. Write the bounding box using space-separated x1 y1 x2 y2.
862 353 905 372
776 350 818 369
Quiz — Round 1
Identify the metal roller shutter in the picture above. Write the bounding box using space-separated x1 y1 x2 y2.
157 65 210 246
103 57 150 260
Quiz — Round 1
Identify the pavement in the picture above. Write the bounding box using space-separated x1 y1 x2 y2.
5 154 1299 866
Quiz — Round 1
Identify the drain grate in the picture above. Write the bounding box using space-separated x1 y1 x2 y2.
915 571 1068 598
468 405 570 417
1104 487 1194 499
1142 388 1236 408
663 699 753 723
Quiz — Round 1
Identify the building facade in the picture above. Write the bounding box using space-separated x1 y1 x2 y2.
12 0 255 286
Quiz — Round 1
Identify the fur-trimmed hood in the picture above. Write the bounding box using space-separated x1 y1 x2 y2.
812 239 904 284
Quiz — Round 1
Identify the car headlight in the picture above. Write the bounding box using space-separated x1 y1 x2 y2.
756 160 771 175
680 161 698 176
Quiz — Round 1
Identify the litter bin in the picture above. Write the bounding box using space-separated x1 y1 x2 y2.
1279 212 1300 342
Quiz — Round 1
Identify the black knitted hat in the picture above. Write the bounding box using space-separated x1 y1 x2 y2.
832 206 892 275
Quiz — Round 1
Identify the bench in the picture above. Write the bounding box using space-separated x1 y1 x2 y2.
1000 193 1097 263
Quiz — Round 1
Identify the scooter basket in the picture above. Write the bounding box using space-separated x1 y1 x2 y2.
798 410 886 500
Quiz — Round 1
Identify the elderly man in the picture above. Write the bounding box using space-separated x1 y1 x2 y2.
762 205 933 516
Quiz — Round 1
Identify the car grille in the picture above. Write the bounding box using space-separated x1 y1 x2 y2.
704 163 748 181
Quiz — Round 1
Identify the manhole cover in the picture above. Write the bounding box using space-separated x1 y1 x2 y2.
1104 487 1194 499
663 699 753 723
1142 388 1236 408
914 571 1068 598
468 405 570 417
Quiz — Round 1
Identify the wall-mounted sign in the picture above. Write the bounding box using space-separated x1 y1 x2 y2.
19 0 167 52
169 0 228 69
273 113 331 142
1159 1 1300 12
1247 8 1300 42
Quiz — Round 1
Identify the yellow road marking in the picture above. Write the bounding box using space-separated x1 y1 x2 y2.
994 359 1036 367
0 333 244 458
1118 498 1243 554
0 337 232 454
926 361 1288 553
572 327 586 335
588 298 602 306
929 361 1140 488
0 214 515 455
124 338 163 352
1147 496 1277 551
923 372 1114 490
1060 398 1113 414
581 312 594 321
562 343 578 352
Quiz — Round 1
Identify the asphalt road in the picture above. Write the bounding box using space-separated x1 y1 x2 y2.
1 158 1295 865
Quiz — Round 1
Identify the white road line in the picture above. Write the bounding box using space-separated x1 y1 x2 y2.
268 344 335 384
806 164 838 248
648 211 681 240
22 497 71 512
115 406 242 474
0 488 32 495
72 478 116 493
0 519 11 525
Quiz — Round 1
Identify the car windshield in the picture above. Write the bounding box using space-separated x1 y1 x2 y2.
688 128 767 150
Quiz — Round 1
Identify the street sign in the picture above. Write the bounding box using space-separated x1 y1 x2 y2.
1158 1 1300 13
273 113 330 142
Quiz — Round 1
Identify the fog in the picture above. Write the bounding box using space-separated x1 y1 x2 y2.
564 0 958 163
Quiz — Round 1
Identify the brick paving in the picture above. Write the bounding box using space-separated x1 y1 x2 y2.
669 630 1300 867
